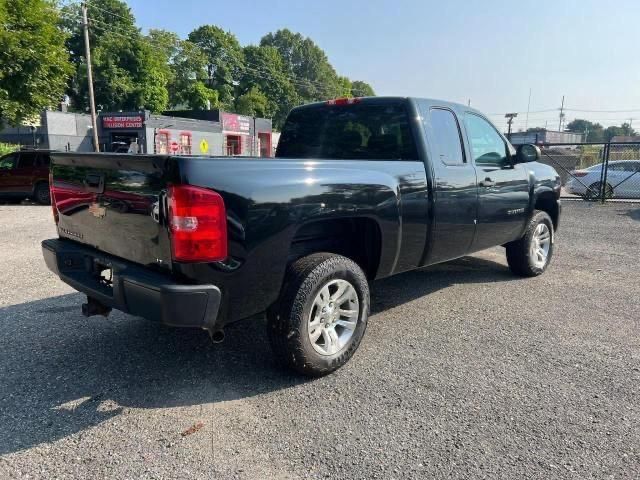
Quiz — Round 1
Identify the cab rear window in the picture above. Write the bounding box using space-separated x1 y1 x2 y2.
277 102 418 160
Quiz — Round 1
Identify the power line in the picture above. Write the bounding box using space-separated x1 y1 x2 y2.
564 108 640 113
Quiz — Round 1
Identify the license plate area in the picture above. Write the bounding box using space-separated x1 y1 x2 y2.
98 266 113 288
90 259 114 294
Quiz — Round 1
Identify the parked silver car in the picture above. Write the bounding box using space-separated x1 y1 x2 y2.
566 160 640 199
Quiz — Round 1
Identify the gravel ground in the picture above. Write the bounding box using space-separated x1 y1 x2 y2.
0 202 638 479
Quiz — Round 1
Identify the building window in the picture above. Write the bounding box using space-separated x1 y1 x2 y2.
179 132 192 155
155 130 170 154
226 135 242 156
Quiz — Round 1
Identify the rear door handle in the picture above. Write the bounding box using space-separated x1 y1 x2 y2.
480 177 495 187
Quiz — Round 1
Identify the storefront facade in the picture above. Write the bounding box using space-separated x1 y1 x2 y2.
97 110 273 157
0 109 274 157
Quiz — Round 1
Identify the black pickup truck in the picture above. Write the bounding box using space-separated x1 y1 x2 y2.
42 97 561 376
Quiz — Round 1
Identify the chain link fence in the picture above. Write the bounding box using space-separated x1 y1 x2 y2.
538 142 640 202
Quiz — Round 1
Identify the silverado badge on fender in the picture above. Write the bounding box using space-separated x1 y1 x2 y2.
88 202 106 218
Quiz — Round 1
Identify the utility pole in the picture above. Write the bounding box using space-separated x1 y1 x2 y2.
558 95 565 132
82 2 100 152
505 113 518 140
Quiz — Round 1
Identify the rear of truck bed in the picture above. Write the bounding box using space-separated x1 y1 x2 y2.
45 152 227 332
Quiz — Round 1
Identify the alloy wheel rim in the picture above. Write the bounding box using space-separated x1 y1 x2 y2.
531 223 551 269
308 279 359 356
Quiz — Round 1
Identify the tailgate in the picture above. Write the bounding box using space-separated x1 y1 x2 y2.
51 153 173 270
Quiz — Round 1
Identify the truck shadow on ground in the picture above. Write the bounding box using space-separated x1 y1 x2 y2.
620 207 640 221
0 254 514 455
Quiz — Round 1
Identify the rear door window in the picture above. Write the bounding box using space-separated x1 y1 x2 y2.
429 108 465 165
17 153 36 168
277 101 418 160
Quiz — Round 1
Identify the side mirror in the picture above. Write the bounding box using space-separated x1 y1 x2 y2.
516 144 541 164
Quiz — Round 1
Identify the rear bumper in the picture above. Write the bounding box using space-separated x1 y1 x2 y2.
42 238 221 331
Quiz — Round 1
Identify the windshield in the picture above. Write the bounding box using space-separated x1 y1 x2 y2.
276 101 418 160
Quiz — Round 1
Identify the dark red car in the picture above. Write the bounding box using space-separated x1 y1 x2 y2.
0 149 53 204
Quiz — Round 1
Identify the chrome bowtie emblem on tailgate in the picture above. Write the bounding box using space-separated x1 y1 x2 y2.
89 202 106 218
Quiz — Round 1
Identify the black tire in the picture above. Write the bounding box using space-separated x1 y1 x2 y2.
506 210 554 277
584 182 613 201
33 182 51 205
267 253 370 377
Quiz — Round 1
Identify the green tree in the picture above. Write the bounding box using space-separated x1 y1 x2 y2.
187 25 244 107
165 39 219 109
235 87 269 118
61 0 138 56
336 76 353 98
239 45 298 128
62 0 169 113
61 0 136 108
566 119 605 142
603 124 637 141
351 80 375 97
0 0 73 125
83 32 169 112
260 29 343 102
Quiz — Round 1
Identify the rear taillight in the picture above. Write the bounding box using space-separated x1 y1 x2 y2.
167 185 227 262
572 171 588 177
326 97 361 106
49 172 59 225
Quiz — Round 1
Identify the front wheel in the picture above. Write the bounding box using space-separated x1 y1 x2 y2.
506 210 554 277
267 253 370 377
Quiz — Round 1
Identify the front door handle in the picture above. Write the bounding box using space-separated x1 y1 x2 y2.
480 177 495 187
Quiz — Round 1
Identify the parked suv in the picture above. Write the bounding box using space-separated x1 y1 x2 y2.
0 149 53 204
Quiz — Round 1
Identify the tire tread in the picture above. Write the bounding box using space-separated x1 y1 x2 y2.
267 253 369 376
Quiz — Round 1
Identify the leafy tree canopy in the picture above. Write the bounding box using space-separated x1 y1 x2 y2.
0 0 73 125
260 29 345 102
3 1 376 127
351 80 375 97
235 86 269 118
566 119 638 142
187 25 244 107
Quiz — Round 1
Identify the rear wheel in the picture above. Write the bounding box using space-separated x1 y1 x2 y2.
506 210 554 277
33 182 50 205
267 253 369 376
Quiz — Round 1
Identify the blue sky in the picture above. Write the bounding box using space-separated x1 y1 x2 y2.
128 0 640 131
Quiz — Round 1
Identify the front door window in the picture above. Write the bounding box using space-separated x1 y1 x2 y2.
464 114 509 167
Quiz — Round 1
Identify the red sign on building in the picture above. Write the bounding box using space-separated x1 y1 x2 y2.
102 114 144 129
222 113 251 136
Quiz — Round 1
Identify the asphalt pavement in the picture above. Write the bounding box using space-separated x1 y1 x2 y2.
0 202 638 479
